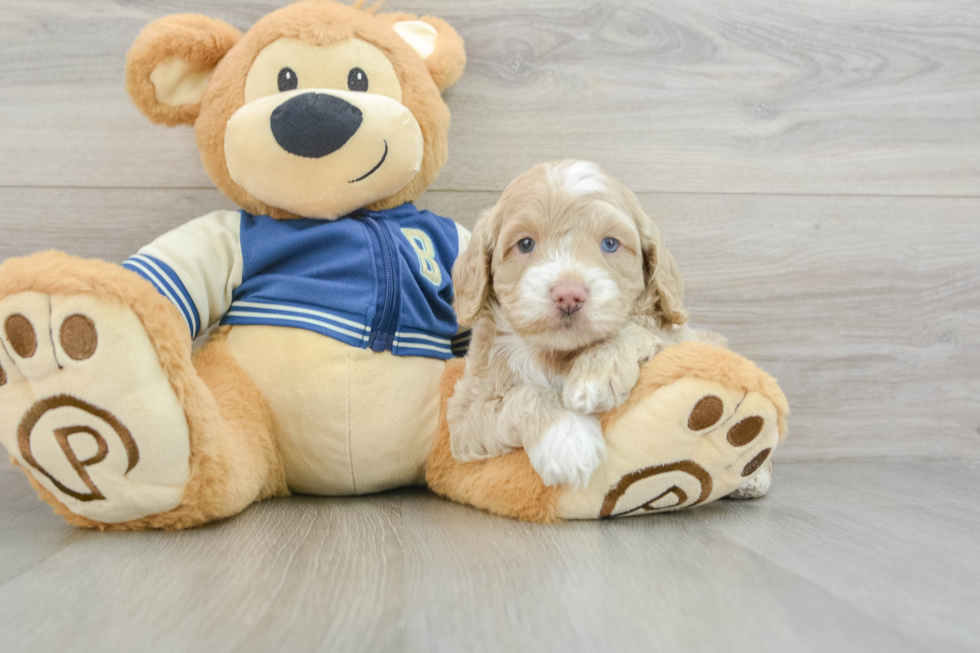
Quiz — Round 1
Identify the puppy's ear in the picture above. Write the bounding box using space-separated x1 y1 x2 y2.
380 14 466 91
642 223 688 327
125 14 241 126
452 209 495 326
623 191 688 327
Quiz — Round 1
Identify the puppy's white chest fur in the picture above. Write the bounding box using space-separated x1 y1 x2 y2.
491 331 563 391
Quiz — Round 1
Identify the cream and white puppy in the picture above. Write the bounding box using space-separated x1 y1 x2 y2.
448 160 709 488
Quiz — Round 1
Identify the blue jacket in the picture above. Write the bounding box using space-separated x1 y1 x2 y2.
123 204 471 360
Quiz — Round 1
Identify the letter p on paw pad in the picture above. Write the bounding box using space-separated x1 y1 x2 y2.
0 292 192 523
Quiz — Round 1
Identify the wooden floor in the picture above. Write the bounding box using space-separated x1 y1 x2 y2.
1 0 978 651
2 460 978 652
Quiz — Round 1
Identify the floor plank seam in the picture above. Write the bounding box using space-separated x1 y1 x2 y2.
3 185 980 200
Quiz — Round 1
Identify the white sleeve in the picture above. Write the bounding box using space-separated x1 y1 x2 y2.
455 221 472 257
122 210 243 338
451 221 474 343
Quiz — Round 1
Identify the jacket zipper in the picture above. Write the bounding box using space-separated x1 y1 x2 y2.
363 215 398 351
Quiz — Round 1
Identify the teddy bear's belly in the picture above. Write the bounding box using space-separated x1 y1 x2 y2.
224 325 446 495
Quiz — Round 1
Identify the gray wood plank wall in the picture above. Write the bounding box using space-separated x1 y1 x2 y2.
1 0 977 464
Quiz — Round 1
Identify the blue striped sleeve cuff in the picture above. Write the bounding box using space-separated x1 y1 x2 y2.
123 254 201 338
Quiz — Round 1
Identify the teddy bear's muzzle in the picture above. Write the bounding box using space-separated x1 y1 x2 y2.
224 88 424 219
270 92 364 159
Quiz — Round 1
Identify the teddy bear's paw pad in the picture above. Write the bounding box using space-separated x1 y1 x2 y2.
0 292 191 523
597 459 714 518
599 391 777 517
697 391 776 478
688 395 768 453
556 377 781 520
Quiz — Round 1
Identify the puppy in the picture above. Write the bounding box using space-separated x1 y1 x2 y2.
448 160 710 488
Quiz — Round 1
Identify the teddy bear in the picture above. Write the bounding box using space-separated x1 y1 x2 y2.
0 0 788 529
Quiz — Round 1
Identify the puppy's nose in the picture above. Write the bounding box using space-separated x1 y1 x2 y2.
551 281 587 315
270 92 363 159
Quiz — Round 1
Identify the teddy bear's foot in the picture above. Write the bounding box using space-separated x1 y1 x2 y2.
427 344 788 522
0 291 192 524
0 253 288 530
556 343 789 520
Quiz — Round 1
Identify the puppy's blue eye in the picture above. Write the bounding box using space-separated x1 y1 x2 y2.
601 237 620 253
517 238 535 253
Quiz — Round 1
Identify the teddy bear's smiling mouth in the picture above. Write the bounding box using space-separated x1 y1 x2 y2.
349 140 388 184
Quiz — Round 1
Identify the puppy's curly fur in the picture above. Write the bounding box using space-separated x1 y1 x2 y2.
448 161 722 488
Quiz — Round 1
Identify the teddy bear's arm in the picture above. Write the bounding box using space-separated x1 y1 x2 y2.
122 210 244 338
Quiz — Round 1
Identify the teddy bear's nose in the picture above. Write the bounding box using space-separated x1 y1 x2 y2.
270 92 363 159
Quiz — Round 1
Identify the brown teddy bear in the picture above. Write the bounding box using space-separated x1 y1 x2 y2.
0 0 788 529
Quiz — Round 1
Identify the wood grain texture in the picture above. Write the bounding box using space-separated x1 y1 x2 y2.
1 0 979 195
1 461 978 652
2 187 977 463
1 2 979 648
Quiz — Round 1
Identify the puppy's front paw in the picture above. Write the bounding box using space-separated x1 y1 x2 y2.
527 413 606 489
562 355 641 414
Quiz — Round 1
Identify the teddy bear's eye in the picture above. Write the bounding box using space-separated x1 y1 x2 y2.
347 68 369 92
277 67 298 92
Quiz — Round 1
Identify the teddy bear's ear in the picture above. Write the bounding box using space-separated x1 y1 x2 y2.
382 14 466 91
125 14 241 127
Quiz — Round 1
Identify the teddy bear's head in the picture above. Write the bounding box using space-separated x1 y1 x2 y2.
125 0 465 220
